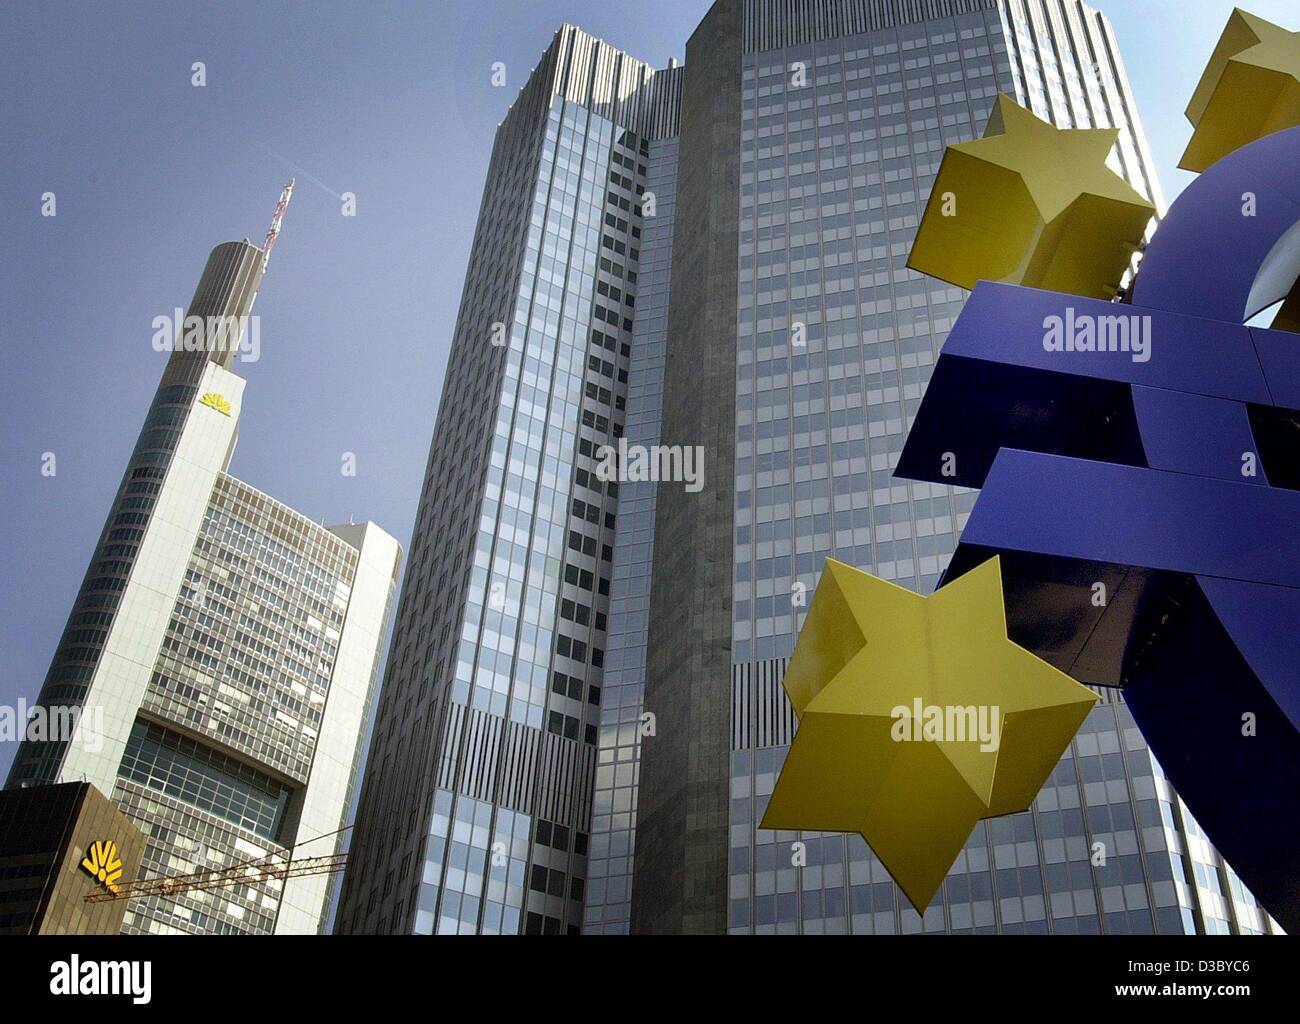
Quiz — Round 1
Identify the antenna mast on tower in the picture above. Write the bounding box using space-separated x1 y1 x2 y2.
261 179 295 273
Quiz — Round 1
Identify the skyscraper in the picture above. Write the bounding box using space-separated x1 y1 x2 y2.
335 26 682 936
339 0 1279 936
6 211 402 936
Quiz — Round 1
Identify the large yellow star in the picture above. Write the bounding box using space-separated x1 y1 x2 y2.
760 556 1098 912
907 94 1154 300
1181 9 1300 172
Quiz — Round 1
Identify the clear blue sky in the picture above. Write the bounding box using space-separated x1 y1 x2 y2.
1 0 1294 781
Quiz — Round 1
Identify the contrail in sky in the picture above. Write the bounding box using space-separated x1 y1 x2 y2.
265 148 344 201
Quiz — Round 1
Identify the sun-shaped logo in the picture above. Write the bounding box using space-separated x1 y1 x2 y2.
81 839 123 894
199 392 232 416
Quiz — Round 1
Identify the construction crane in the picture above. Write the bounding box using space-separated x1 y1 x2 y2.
85 827 345 904
260 178 295 273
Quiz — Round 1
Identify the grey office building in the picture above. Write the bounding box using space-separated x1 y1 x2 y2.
338 0 1279 936
7 232 401 935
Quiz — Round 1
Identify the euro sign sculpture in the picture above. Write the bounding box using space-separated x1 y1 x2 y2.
898 115 1300 933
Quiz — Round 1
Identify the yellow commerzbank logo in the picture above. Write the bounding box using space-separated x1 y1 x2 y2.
199 392 231 416
81 839 123 894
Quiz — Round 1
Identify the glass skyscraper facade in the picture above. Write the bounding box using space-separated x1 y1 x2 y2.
6 237 401 935
726 0 1182 936
335 27 682 935
342 0 1280 936
581 137 679 933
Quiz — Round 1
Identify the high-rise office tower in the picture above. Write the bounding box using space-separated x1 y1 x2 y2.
335 25 682 936
340 0 1279 936
7 205 402 936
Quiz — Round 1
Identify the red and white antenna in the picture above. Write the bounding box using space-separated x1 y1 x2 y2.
261 179 295 273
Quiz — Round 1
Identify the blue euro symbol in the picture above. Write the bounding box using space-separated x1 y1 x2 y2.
898 126 1300 933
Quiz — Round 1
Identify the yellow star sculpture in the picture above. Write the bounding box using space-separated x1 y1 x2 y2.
760 556 1098 912
1181 9 1300 173
907 93 1155 300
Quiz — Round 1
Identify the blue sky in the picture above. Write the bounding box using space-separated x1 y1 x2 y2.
0 0 1294 780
